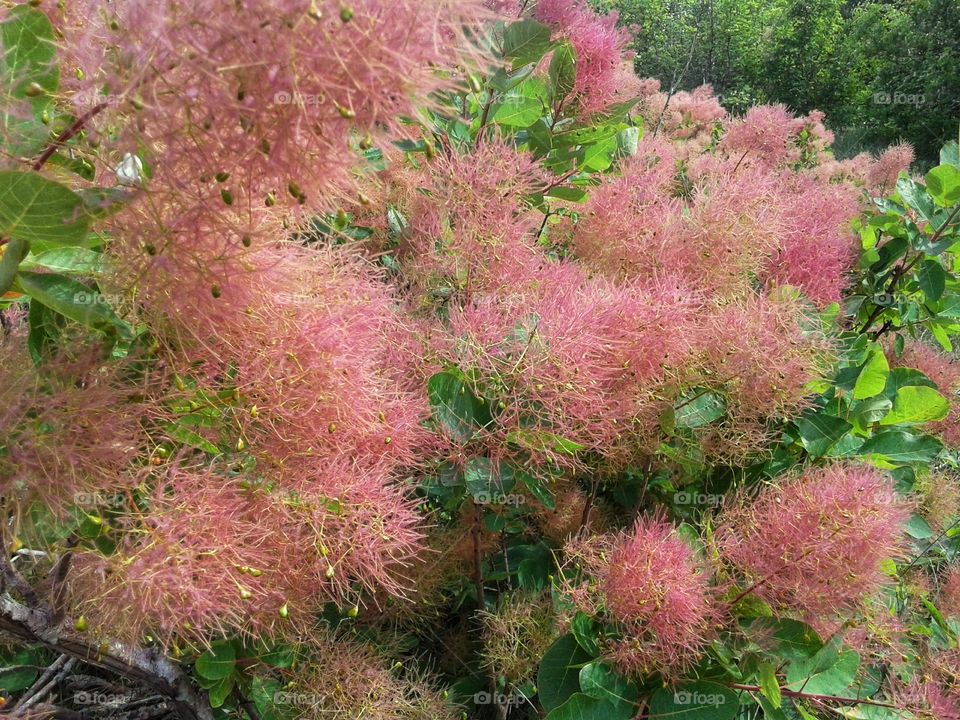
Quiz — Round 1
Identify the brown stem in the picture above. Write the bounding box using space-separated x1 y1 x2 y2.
578 478 597 537
860 202 960 334
471 503 485 609
32 102 108 171
0 532 39 606
729 683 898 709
0 595 212 720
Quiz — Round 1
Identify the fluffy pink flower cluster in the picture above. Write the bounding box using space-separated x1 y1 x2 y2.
718 464 911 619
0 342 146 511
534 0 640 116
574 99 865 306
439 263 695 467
27 0 486 643
602 517 714 678
56 0 485 325
564 517 714 679
63 248 433 643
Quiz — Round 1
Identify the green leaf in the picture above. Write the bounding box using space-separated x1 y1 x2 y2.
740 618 823 662
195 640 236 680
538 634 592 712
501 19 553 68
797 412 851 457
853 349 889 400
758 661 782 709
880 385 950 425
427 369 490 442
0 649 40 693
579 135 618 172
941 141 960 168
517 468 556 510
854 396 892 426
545 692 613 720
506 429 584 455
896 177 935 225
0 172 90 247
905 513 933 539
21 247 103 274
648 681 738 720
492 94 542 127
570 612 599 655
165 424 221 455
786 649 859 697
674 391 727 428
925 164 960 207
16 271 128 336
207 675 235 708
578 662 638 718
464 456 496 500
259 643 295 668
27 298 62 364
918 259 946 302
930 322 953 352
858 430 942 464
549 42 577 101
1 5 59 155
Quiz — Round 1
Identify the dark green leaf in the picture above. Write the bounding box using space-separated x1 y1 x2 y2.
648 681 738 720
501 19 553 68
538 634 592 712
796 412 851 457
549 42 577 100
858 430 942 464
195 641 236 680
16 271 128 336
427 369 490 442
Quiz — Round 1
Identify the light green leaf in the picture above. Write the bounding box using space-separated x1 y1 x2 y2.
786 650 859 697
0 171 90 246
549 42 577 100
492 94 542 127
759 662 782 709
1 5 59 155
853 349 890 400
506 429 584 455
21 247 103 274
926 164 960 207
880 385 950 425
578 662 637 717
674 390 727 428
165 424 221 456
